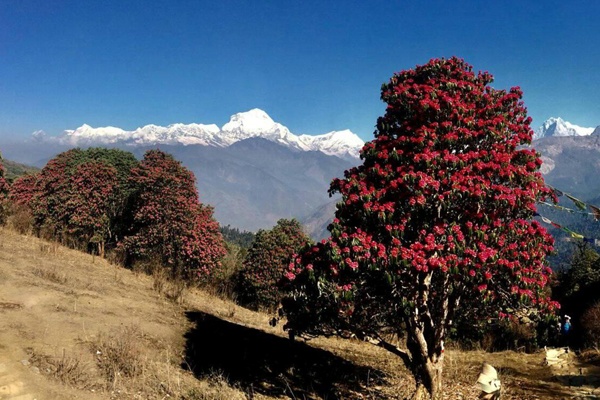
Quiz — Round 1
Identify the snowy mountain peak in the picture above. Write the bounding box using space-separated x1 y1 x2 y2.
222 108 275 132
534 117 595 140
35 109 365 160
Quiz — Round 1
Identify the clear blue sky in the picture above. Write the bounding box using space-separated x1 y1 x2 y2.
1 0 598 142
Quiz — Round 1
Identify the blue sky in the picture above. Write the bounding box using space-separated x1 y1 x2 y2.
1 0 598 142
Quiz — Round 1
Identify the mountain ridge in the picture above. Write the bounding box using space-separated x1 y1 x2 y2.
534 117 597 140
34 109 364 161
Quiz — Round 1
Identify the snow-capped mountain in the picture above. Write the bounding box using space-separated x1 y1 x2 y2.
534 117 595 140
42 109 364 160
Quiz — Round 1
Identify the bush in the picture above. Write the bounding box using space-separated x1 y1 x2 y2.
581 301 600 348
199 241 247 299
7 203 34 235
235 219 311 311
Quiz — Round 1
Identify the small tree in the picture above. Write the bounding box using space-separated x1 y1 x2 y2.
282 57 557 399
122 149 226 279
236 219 311 310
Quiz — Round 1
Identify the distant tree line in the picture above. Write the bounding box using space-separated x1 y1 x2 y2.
220 225 255 248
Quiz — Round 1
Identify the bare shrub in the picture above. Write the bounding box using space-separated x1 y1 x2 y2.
7 204 33 235
29 349 92 389
199 242 245 300
493 319 536 352
91 325 143 388
148 262 188 304
32 266 68 285
165 277 188 305
152 264 170 295
184 372 247 400
105 246 126 266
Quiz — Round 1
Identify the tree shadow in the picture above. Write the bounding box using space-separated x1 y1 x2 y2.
182 311 389 399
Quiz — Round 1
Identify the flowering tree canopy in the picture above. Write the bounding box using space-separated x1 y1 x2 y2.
24 148 138 252
122 149 226 279
9 173 39 207
236 219 311 310
281 57 557 399
0 152 9 224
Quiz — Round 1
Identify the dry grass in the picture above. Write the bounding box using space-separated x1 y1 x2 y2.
28 348 95 390
151 266 189 305
2 226 600 399
91 326 144 387
31 265 69 285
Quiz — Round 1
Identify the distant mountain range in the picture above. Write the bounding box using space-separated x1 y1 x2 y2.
33 109 365 161
128 138 354 232
4 114 600 241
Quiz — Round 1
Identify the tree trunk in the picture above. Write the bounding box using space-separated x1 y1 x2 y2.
406 324 445 400
412 353 444 400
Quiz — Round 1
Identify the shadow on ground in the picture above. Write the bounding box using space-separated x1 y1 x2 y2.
182 311 388 399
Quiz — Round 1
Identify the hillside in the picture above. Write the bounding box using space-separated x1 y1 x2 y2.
1 228 598 399
1 159 39 182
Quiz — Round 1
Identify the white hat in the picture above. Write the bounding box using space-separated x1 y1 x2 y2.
476 362 501 394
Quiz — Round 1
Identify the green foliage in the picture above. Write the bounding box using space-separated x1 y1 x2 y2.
236 219 311 311
220 225 255 248
552 242 600 347
555 243 600 298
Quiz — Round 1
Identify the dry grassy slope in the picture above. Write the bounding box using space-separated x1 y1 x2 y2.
0 228 248 400
0 227 598 399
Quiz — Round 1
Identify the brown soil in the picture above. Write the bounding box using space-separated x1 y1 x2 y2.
1 227 599 399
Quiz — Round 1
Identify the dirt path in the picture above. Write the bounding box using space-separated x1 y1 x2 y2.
546 349 600 399
0 351 36 400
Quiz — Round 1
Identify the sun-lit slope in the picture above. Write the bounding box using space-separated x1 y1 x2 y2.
0 227 590 399
0 228 248 400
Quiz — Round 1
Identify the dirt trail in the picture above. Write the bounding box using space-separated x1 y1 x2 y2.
545 348 600 399
0 346 36 400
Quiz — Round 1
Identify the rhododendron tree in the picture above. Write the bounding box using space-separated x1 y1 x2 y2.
66 161 119 256
122 149 226 279
281 57 557 399
236 219 311 310
25 148 138 252
9 173 39 207
0 152 9 224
